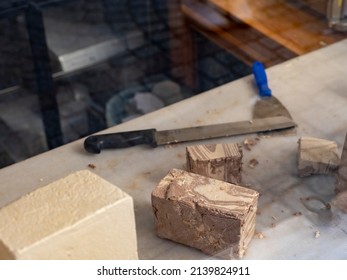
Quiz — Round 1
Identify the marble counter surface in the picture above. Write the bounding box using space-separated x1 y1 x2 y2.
1 39 347 259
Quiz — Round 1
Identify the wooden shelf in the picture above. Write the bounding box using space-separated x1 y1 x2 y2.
181 0 297 67
208 0 346 55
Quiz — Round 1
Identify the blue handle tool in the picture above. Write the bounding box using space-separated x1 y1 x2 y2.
252 61 272 97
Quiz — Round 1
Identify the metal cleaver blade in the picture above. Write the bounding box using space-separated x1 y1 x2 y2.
252 62 295 136
252 61 292 120
253 96 292 119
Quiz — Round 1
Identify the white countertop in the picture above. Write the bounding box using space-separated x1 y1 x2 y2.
1 39 347 259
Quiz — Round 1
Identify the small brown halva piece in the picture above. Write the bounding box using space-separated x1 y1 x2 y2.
297 137 339 177
243 138 259 151
335 132 347 194
186 143 242 184
151 169 259 259
248 159 259 169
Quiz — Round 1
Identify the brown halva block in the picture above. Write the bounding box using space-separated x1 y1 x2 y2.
336 132 347 193
297 137 339 177
151 169 259 259
186 143 242 184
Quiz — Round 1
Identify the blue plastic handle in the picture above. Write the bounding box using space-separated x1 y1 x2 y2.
252 61 272 97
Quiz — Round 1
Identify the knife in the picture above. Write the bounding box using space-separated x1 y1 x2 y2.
84 116 296 153
252 61 292 120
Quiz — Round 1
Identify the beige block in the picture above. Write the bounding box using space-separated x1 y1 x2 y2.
186 143 242 184
297 137 339 177
0 170 138 260
151 169 258 259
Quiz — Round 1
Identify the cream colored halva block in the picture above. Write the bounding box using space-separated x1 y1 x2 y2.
0 170 138 260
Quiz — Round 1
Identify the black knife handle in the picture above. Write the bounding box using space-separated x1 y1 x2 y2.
84 129 157 154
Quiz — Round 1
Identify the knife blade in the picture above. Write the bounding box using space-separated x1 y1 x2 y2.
84 116 296 153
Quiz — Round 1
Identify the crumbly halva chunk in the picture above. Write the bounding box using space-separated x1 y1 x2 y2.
151 169 259 259
297 137 339 177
